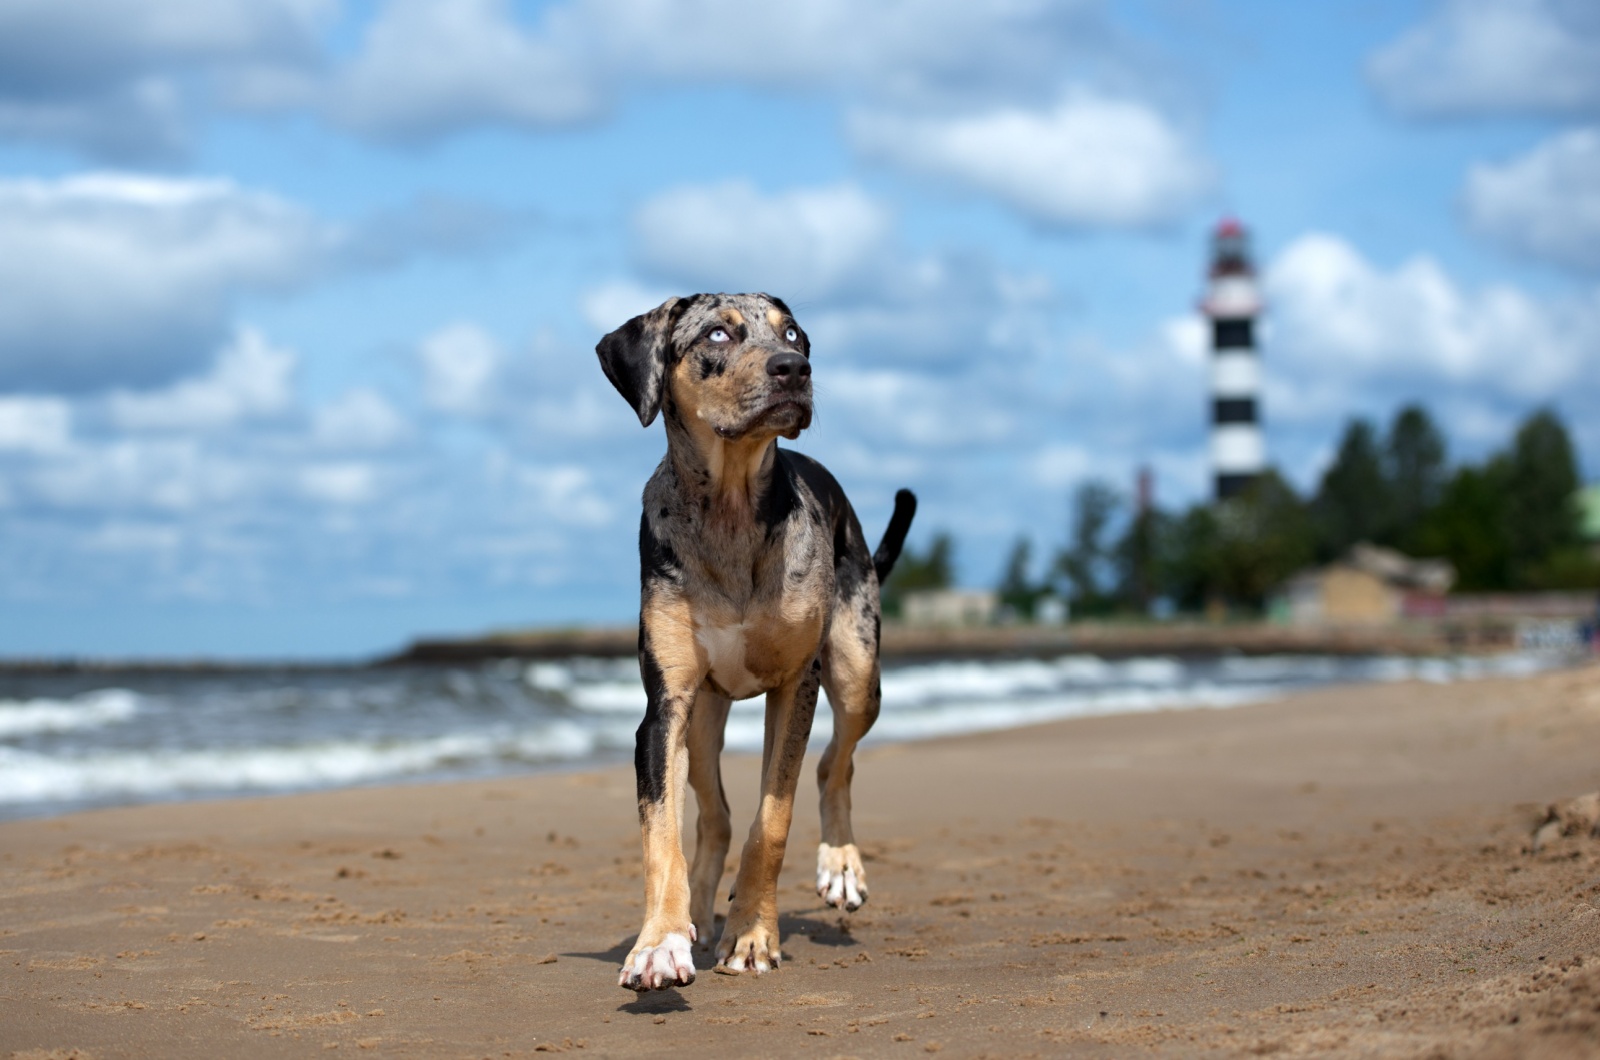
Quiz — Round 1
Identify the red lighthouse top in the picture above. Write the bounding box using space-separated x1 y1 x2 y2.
1209 217 1253 279
1201 216 1262 318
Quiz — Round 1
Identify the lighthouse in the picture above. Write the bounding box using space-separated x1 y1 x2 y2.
1201 218 1264 501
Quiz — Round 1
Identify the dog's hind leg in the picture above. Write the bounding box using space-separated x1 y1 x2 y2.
686 687 732 949
816 598 881 912
717 659 822 974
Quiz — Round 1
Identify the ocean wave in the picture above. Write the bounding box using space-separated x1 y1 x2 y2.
0 689 141 739
2 650 1566 815
537 653 1203 717
0 720 635 805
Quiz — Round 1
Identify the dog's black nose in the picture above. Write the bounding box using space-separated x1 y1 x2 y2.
766 352 811 386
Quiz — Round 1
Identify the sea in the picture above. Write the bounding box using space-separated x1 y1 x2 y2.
0 651 1560 822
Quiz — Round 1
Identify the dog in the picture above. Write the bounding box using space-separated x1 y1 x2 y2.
596 292 916 991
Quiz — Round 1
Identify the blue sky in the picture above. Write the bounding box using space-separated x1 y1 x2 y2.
0 0 1597 659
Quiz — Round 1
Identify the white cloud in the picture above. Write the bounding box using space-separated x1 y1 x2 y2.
313 388 410 451
299 462 380 506
579 0 1106 103
330 0 601 142
107 328 297 431
326 0 1113 142
0 174 335 391
0 396 72 453
489 457 614 527
1462 127 1600 271
1029 443 1096 490
1264 231 1600 413
826 368 1017 450
616 180 1061 368
0 0 333 159
26 437 254 513
580 280 678 336
417 322 502 416
1368 0 1600 117
848 93 1215 228
0 79 189 162
0 174 505 394
1161 316 1208 366
81 521 183 555
632 182 893 299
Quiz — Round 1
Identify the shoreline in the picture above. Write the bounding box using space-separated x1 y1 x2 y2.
3 663 1598 1057
0 618 1544 674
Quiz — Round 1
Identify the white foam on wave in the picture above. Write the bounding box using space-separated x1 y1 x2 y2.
542 653 1198 718
527 650 1567 755
715 680 1279 754
0 689 141 739
0 719 635 806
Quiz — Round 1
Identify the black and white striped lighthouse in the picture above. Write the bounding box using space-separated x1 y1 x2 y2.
1201 218 1264 501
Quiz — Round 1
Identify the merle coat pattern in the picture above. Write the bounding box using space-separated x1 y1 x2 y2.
596 292 915 991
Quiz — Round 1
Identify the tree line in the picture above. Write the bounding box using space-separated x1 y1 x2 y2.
884 405 1597 620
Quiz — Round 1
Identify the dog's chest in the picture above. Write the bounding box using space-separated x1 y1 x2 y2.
695 621 763 700
694 595 826 701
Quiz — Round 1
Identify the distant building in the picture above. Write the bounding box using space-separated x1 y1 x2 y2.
1201 218 1265 501
1279 543 1455 626
902 589 999 628
1579 484 1600 554
1035 595 1069 626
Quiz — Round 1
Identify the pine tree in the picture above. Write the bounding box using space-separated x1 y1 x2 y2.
1384 404 1447 551
1504 409 1581 582
1312 418 1391 559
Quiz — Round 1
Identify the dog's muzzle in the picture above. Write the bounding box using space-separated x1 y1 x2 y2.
765 351 810 388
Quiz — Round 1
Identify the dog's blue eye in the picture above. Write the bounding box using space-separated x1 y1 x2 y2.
710 328 730 343
785 327 798 343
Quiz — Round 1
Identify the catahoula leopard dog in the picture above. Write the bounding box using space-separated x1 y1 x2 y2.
596 292 916 991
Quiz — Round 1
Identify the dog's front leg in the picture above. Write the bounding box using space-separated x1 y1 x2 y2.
717 657 822 974
619 611 705 991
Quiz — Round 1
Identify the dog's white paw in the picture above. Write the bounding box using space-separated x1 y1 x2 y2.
619 929 696 991
816 842 868 912
717 920 780 975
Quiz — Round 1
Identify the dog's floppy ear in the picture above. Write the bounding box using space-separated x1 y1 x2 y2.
595 297 682 427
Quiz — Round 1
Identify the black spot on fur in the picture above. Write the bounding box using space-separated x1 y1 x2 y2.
696 353 725 379
640 513 680 583
635 629 671 810
756 450 801 533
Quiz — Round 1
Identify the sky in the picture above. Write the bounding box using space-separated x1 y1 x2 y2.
0 0 1597 660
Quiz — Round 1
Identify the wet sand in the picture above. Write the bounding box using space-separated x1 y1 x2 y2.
3 663 1599 1058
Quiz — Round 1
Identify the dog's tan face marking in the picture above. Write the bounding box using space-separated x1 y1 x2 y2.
662 294 810 446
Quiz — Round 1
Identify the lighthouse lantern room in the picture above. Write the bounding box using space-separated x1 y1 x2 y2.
1201 218 1265 501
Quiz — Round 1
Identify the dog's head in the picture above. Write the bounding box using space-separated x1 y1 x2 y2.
596 293 812 442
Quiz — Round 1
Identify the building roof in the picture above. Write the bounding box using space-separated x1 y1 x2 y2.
1284 543 1456 595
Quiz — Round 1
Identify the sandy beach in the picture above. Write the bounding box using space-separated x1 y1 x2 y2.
3 662 1599 1059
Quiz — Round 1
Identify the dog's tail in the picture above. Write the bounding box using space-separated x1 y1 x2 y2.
872 489 918 586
